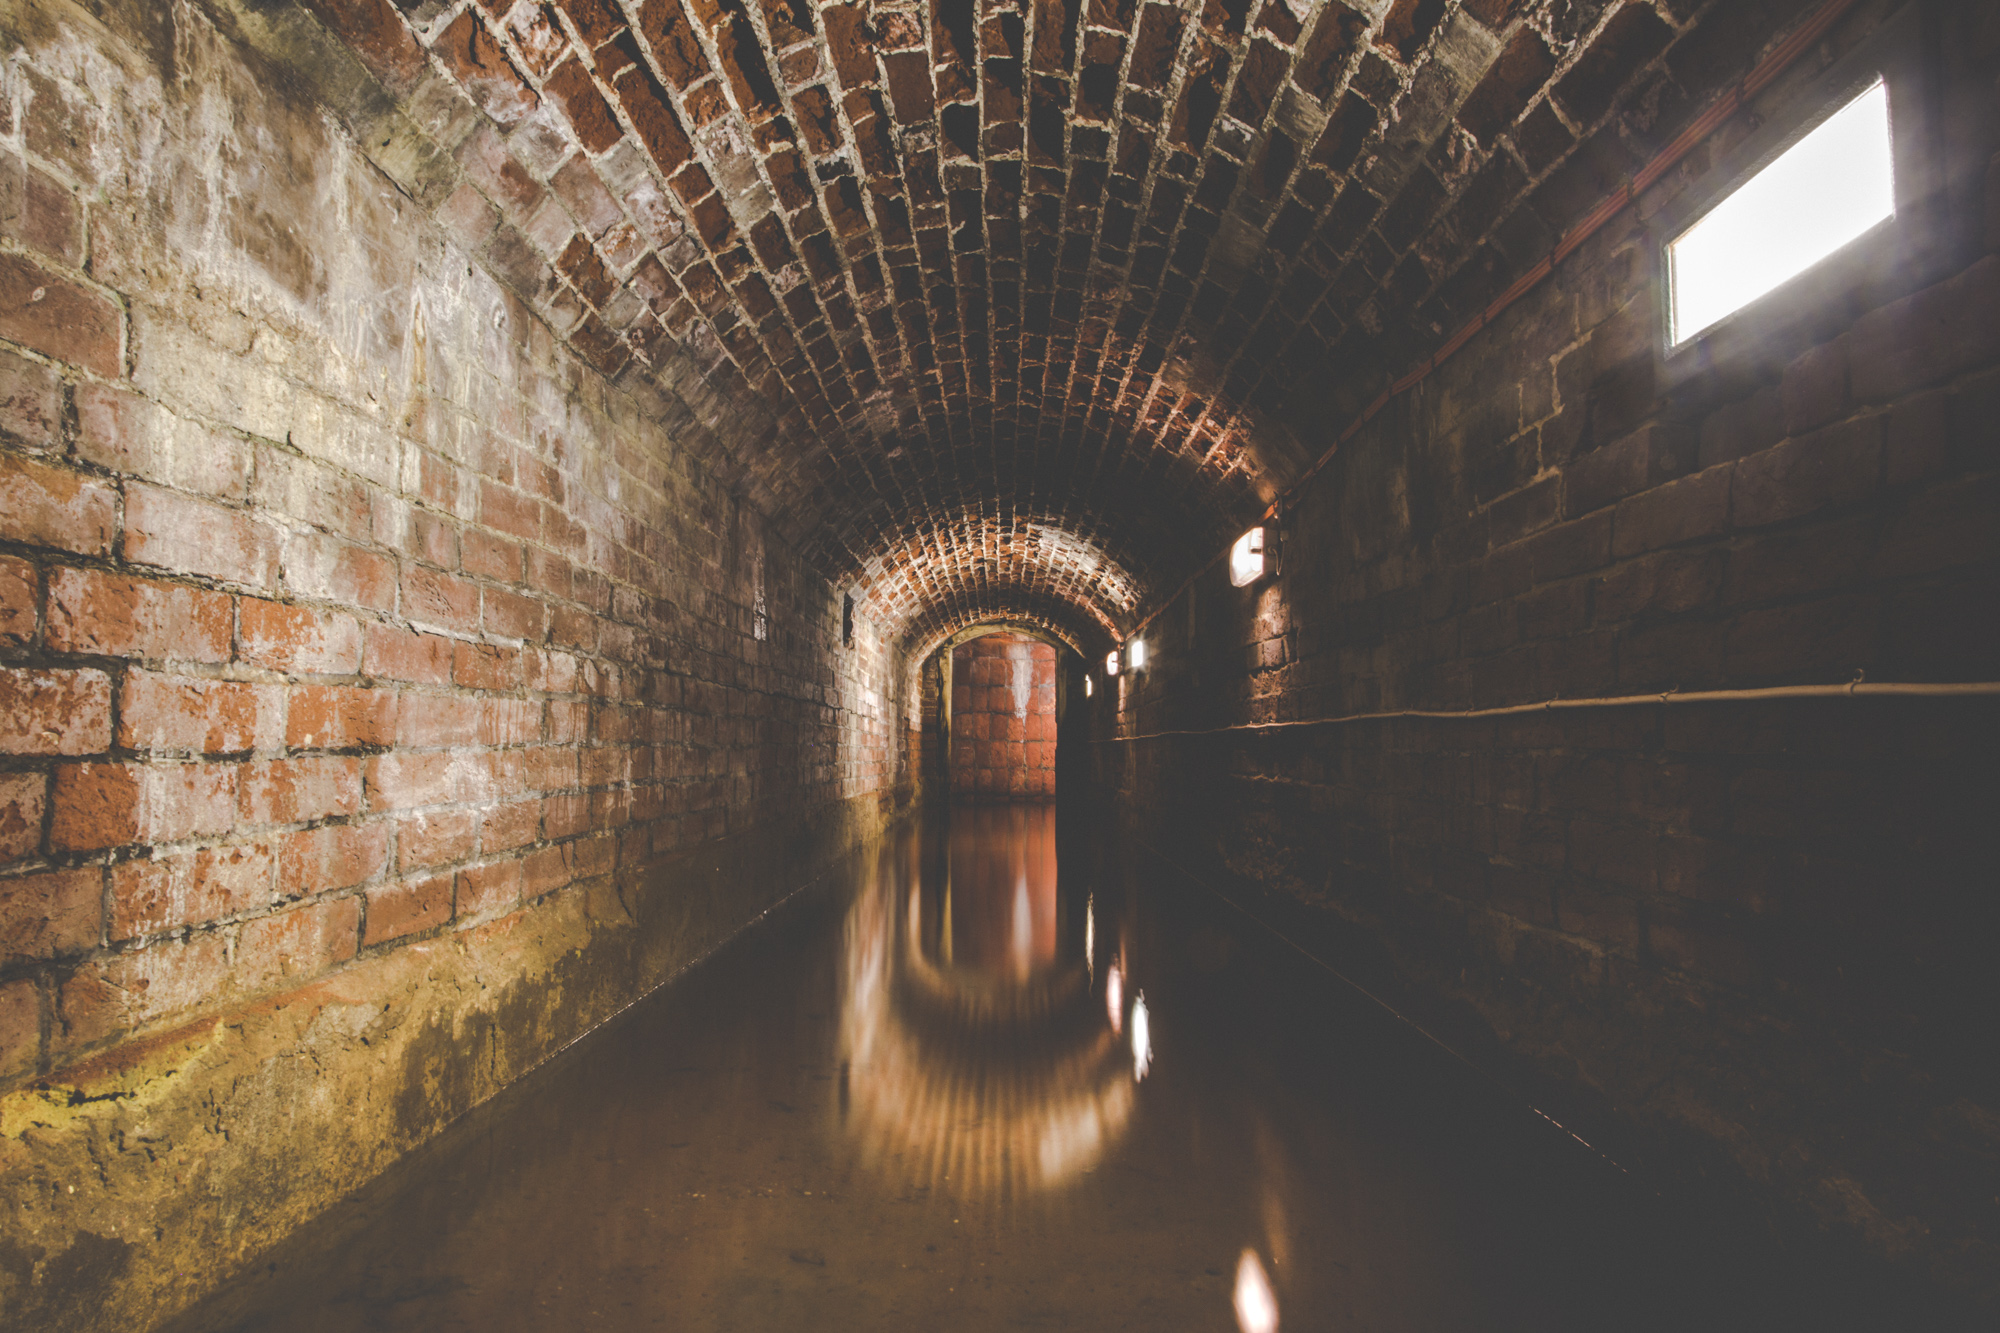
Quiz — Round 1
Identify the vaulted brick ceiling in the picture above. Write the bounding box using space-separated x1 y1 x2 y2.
313 0 1682 650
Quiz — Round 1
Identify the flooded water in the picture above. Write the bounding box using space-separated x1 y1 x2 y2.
171 804 1915 1332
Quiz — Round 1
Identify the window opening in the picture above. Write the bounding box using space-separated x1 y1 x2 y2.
1667 80 1893 347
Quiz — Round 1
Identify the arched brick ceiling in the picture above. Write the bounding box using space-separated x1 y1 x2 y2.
308 0 1699 643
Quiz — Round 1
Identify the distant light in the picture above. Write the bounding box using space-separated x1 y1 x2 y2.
1106 963 1123 1033
1234 1250 1278 1333
1131 991 1151 1081
1230 527 1267 586
1668 80 1893 346
1105 650 1119 677
1084 674 1093 697
1127 639 1146 670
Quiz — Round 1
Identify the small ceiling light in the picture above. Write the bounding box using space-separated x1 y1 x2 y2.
1127 639 1146 670
1230 526 1267 586
1105 650 1119 677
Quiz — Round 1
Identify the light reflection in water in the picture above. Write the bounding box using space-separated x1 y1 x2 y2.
839 804 1137 1195
1234 1249 1279 1333
1085 894 1094 982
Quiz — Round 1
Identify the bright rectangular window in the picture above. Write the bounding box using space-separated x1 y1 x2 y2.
1667 80 1894 347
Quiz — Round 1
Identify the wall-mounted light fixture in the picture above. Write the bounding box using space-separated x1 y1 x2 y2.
1230 522 1279 586
1104 650 1119 677
1127 639 1147 670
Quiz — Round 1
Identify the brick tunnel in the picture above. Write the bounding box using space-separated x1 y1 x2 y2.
1 0 1997 1326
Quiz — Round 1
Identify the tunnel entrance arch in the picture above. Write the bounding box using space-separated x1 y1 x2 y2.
917 624 1091 802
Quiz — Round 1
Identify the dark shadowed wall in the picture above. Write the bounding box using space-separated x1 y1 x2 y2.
1097 0 2000 1308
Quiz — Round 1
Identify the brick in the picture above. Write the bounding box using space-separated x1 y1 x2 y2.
0 666 112 755
283 532 397 612
1730 417 1882 530
125 484 281 589
521 842 572 897
1566 423 1695 517
240 755 364 826
0 772 44 862
544 57 623 153
0 349 62 449
1647 914 1758 988
59 933 233 1050
238 599 364 675
461 528 523 583
364 623 454 684
365 750 458 812
0 454 117 556
1553 3 1671 126
0 157 82 264
398 809 479 871
0 866 99 959
457 858 523 919
1458 27 1554 148
287 685 398 750
1873 474 2000 579
1722 515 1872 608
0 978 37 1080
297 0 430 95
234 895 361 994
1609 466 1730 559
0 555 33 651
0 251 121 376
47 573 222 673
119 671 285 755
394 694 481 747
1848 256 2000 403
1697 386 1783 469
1779 336 1848 435
1725 593 1879 681
482 586 547 641
454 639 523 690
402 565 481 634
483 798 541 851
363 872 455 945
50 761 238 851
74 383 253 501
278 820 391 897
111 844 273 939
431 8 540 126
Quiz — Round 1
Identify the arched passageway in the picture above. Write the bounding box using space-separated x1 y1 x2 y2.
1 0 1995 1326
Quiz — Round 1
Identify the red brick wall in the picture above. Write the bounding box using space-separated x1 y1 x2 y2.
0 5 909 1323
950 634 1057 797
1097 3 2000 1304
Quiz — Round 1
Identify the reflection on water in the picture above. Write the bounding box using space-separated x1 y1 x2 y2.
1235 1249 1279 1333
161 802 1906 1333
840 803 1136 1196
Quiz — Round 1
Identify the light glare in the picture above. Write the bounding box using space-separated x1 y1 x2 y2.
1669 81 1893 345
1128 639 1146 670
1105 650 1119 677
